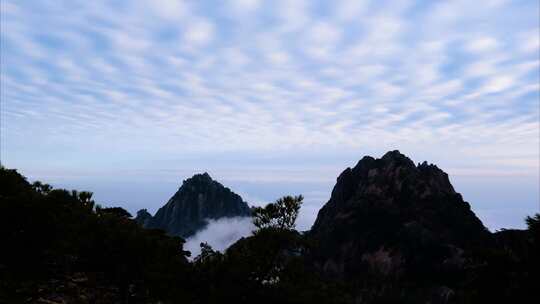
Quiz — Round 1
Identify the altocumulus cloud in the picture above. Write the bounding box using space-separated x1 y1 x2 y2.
185 217 254 258
1 0 538 173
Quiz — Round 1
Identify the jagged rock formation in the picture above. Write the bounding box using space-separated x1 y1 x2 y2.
136 173 251 238
310 151 491 287
134 209 152 227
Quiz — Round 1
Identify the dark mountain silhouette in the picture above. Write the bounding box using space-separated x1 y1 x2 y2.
309 150 496 300
1 153 537 303
136 173 251 237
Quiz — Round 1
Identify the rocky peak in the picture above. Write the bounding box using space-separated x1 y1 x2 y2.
310 151 490 281
184 172 213 185
380 149 415 165
323 151 457 216
139 173 251 238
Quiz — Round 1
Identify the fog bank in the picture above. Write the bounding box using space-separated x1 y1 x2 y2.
185 217 254 258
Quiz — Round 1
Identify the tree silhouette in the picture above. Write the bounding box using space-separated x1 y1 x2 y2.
31 181 52 195
0 167 193 303
194 242 222 264
97 206 132 218
525 213 539 235
252 195 303 231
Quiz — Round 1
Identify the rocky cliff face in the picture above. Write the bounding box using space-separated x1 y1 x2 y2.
310 151 491 282
136 173 251 238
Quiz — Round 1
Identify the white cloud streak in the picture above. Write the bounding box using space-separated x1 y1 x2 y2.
185 217 254 258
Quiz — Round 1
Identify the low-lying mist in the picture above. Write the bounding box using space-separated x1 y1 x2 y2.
185 216 254 258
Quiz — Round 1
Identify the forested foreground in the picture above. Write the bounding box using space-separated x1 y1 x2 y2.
0 166 538 303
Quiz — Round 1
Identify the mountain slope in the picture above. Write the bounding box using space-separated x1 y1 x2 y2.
138 173 251 238
310 151 491 281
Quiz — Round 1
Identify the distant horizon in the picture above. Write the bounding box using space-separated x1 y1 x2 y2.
7 148 538 232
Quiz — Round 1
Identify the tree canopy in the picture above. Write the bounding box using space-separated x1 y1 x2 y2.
252 195 303 231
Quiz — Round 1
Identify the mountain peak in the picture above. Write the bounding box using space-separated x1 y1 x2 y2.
184 172 213 185
142 173 250 237
310 150 489 279
380 149 416 167
381 149 405 159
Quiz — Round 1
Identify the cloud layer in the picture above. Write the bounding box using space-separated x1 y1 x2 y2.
2 0 538 172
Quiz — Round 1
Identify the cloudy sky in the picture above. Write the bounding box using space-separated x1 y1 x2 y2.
1 0 539 231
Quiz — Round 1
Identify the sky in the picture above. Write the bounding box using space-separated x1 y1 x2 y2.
1 0 539 233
